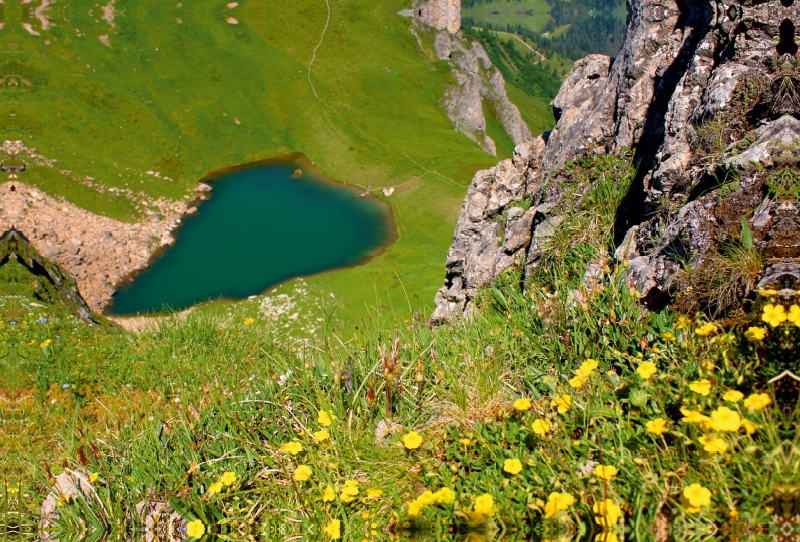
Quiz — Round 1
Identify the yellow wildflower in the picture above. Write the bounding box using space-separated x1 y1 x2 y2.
322 484 336 502
695 323 717 336
661 332 676 342
340 481 359 503
407 501 421 517
723 390 744 403
596 533 619 542
543 492 575 519
416 490 435 507
243 317 255 325
681 409 710 424
758 287 777 297
514 398 532 411
763 304 788 327
186 519 205 539
676 315 690 330
280 441 303 455
531 418 550 436
433 487 455 504
503 458 523 475
790 305 800 326
742 418 756 434
323 519 341 539
403 431 423 450
683 483 712 508
698 434 728 454
592 499 622 526
219 471 236 486
551 394 572 414
293 465 312 482
569 376 585 388
459 438 471 446
744 327 766 342
593 465 619 480
743 392 771 411
207 481 223 495
689 379 712 396
473 494 496 516
41 339 52 348
710 406 741 432
89 473 99 484
646 418 667 435
318 410 335 427
636 361 657 380
576 358 599 379
313 430 330 442
367 489 382 499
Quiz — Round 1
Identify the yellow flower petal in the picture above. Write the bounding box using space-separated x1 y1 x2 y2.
503 458 523 475
403 431 423 450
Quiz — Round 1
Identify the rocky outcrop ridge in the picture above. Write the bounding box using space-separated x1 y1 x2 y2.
0 182 187 311
434 0 800 319
413 0 461 34
405 1 532 155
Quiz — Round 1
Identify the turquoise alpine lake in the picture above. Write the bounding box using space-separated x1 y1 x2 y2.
108 157 394 315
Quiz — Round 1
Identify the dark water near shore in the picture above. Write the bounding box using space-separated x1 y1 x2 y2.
108 157 394 315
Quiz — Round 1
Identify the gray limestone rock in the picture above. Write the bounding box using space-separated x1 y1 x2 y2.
413 0 460 34
408 1 531 157
439 36 532 155
434 0 800 320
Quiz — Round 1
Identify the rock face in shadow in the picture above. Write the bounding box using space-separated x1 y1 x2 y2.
433 0 800 320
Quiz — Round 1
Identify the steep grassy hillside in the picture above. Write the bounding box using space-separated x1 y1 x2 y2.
7 155 786 540
2 0 556 318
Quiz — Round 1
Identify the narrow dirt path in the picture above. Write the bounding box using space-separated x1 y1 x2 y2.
493 30 547 61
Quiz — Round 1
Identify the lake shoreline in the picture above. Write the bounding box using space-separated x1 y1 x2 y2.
104 153 398 316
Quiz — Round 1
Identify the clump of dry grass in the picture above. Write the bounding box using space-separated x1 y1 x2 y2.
673 222 762 317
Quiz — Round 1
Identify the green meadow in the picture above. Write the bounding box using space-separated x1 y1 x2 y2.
462 0 555 35
1 0 555 319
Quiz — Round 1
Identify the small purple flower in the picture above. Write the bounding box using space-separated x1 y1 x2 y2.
62 383 70 390
37 318 48 324
8 321 16 326
55 334 61 339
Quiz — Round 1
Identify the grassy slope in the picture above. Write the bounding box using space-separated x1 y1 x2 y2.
11 154 782 539
2 0 554 319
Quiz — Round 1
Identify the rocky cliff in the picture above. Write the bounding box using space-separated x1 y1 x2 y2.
403 0 532 155
433 0 800 320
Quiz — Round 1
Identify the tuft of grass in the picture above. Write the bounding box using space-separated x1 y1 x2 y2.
538 151 636 269
674 218 762 317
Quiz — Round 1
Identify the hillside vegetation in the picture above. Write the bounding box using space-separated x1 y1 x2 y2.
3 0 555 318
4 153 786 541
463 0 627 60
